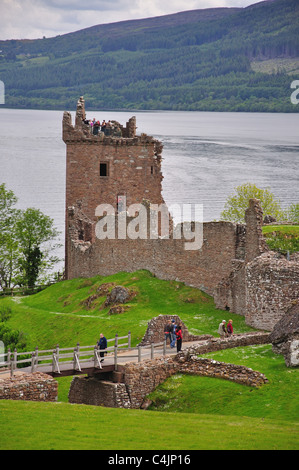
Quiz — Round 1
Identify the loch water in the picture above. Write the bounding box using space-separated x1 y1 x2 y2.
0 108 299 267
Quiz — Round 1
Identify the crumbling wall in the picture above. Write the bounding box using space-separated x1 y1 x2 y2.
245 252 299 330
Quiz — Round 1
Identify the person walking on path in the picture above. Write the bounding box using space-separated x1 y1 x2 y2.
227 320 233 337
170 318 177 348
98 333 107 362
218 320 227 339
164 320 173 346
175 324 183 352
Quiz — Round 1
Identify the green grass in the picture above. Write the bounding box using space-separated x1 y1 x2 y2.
262 225 299 253
0 400 298 450
262 225 299 236
148 345 299 423
0 270 255 350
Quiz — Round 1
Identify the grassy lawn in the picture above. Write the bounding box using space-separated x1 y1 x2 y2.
0 400 298 450
262 225 299 253
148 345 299 423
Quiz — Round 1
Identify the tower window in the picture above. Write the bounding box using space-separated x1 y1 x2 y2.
100 162 108 177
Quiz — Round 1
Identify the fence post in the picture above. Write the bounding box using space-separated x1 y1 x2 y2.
34 347 39 370
163 340 166 356
13 348 17 372
151 343 154 360
55 344 59 364
138 345 142 362
31 351 36 373
115 334 118 347
7 348 11 370
128 331 131 350
114 345 118 371
73 343 80 370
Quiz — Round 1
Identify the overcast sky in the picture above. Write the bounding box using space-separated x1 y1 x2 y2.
0 0 264 40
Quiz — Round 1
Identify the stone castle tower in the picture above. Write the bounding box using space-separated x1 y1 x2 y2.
63 97 166 279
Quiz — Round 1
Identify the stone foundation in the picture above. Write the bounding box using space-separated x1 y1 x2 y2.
0 372 57 402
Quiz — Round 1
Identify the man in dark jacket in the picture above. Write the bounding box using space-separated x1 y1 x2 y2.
164 320 173 346
98 333 108 362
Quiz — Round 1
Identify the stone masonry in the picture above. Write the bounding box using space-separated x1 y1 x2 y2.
0 372 57 402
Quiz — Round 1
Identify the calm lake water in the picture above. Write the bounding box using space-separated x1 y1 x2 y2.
0 108 299 268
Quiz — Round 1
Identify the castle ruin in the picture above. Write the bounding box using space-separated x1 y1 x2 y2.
63 97 299 332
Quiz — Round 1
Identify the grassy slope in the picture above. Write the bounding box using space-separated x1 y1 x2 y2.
1 270 298 450
1 270 254 350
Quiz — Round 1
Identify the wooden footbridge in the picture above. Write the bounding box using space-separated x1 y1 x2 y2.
0 332 183 378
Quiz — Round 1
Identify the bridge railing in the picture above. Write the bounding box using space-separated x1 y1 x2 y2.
0 332 170 377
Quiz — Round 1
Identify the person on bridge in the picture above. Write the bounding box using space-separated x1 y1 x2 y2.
98 333 107 362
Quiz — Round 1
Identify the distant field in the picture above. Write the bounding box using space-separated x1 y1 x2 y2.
251 58 299 75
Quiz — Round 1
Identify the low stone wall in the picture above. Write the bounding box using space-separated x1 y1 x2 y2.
69 332 270 409
139 314 213 346
0 372 57 402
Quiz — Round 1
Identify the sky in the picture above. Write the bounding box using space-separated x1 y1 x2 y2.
0 0 265 40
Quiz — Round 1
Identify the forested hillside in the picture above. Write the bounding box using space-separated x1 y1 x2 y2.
0 0 298 112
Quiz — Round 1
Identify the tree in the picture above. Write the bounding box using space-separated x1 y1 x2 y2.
220 183 283 223
0 184 22 289
15 208 60 287
285 203 299 224
0 185 61 289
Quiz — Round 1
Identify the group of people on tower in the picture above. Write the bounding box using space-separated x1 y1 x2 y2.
82 117 122 137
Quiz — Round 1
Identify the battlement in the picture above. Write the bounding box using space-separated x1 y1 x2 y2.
63 96 160 148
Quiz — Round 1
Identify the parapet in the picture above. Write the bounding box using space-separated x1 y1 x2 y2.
63 96 159 148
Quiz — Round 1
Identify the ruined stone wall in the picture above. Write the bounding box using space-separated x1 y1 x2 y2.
66 220 240 296
0 372 57 402
245 252 299 330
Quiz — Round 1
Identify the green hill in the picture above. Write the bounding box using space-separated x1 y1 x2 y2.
0 0 298 112
0 270 254 351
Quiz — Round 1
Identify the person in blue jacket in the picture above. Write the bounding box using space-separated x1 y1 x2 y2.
98 333 107 362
